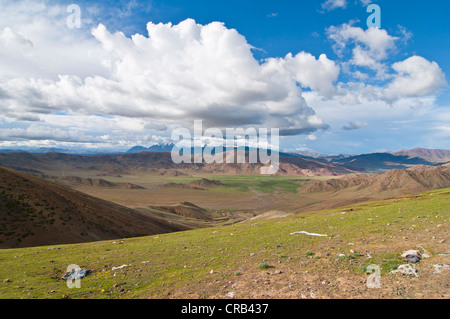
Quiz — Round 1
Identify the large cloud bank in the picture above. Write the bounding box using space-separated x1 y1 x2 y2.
0 1 447 149
0 4 339 139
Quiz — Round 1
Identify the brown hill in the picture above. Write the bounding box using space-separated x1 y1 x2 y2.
302 164 450 196
55 176 145 189
151 202 213 221
393 148 450 164
161 182 205 190
57 176 116 187
161 178 223 191
188 178 224 187
0 166 187 248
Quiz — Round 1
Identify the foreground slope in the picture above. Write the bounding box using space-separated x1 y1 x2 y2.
0 166 188 248
0 187 448 299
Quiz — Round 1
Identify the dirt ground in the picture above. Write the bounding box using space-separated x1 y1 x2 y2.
155 229 450 299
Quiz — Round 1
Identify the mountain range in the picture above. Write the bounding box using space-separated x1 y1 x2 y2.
0 150 359 176
391 148 450 163
0 144 450 175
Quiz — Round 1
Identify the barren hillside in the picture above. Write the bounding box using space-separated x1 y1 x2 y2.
0 166 188 248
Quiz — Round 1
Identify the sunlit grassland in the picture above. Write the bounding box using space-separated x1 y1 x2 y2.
0 188 448 299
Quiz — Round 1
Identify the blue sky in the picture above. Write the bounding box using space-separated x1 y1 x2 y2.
0 0 449 154
80 0 450 70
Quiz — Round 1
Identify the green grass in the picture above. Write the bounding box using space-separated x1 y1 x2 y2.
170 175 309 193
258 262 270 269
0 188 448 298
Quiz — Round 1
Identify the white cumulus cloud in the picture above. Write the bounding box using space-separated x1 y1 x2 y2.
321 0 348 11
327 23 398 77
1 15 339 138
382 56 447 102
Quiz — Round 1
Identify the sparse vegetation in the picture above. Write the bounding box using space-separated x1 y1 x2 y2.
0 186 448 298
258 262 270 269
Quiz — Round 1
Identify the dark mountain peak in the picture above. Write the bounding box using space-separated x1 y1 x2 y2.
126 144 175 153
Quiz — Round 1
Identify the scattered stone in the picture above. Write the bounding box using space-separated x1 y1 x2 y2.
62 268 90 281
209 270 214 274
3 279 11 283
225 292 236 299
416 246 431 258
111 264 127 271
391 264 418 277
274 270 282 275
433 264 449 274
405 255 421 263
290 231 327 237
401 250 422 263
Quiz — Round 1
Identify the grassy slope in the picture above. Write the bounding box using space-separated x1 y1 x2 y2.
0 188 448 299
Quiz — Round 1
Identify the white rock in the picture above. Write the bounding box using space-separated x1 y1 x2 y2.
111 264 127 271
226 292 236 299
391 264 418 277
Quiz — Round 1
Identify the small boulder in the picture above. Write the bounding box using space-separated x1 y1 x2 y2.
225 292 236 299
401 250 421 263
